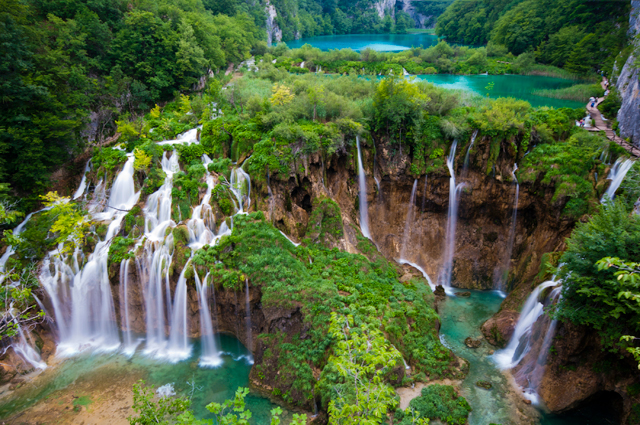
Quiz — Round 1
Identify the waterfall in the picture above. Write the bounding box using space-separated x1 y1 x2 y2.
119 259 138 355
400 179 418 261
245 279 253 354
11 317 47 370
41 155 140 356
496 164 519 293
439 141 463 291
73 160 91 200
356 136 370 239
601 158 635 203
402 68 409 76
188 155 216 249
26 124 255 364
196 272 222 367
421 176 428 213
300 61 305 69
463 129 479 172
517 286 562 404
230 166 251 213
493 280 558 369
166 260 192 362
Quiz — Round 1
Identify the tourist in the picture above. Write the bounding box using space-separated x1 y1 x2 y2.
604 89 610 96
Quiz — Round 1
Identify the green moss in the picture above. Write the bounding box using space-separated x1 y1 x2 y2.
305 197 344 247
123 205 143 235
143 167 166 195
108 237 135 265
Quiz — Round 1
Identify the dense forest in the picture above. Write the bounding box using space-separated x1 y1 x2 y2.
436 0 631 75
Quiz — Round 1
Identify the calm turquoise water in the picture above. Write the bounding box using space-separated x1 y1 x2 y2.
414 74 584 109
0 334 282 423
284 33 439 51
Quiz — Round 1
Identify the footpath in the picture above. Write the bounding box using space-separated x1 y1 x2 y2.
585 77 640 158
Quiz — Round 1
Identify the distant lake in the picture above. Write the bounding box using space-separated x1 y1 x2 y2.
284 33 440 51
414 74 584 109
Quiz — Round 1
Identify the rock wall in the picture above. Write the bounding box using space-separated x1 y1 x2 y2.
265 0 282 46
373 0 433 28
616 1 640 146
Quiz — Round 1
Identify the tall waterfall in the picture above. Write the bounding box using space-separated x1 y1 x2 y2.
439 141 463 290
167 261 192 362
73 160 91 200
41 154 139 356
196 272 222 367
601 158 635 203
119 259 137 355
494 280 558 369
11 317 47 370
496 164 519 293
356 136 371 239
400 179 418 261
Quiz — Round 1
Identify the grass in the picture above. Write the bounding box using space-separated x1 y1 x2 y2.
533 83 604 103
524 64 583 80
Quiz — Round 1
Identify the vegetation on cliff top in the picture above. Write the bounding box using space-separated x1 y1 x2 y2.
192 212 459 416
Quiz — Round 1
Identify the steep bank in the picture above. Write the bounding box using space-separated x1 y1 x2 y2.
616 1 640 147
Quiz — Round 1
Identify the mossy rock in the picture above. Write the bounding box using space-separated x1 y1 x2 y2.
305 197 344 248
172 225 190 246
476 380 492 390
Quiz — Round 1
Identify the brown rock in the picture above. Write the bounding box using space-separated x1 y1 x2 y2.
464 337 482 348
481 309 519 347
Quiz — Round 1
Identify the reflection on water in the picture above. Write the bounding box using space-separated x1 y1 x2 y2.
0 334 281 423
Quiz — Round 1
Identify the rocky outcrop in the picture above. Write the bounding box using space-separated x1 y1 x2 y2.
616 1 640 147
514 319 639 423
373 0 433 28
265 0 282 46
481 309 519 347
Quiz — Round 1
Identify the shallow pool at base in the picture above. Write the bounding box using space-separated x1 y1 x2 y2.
0 334 282 423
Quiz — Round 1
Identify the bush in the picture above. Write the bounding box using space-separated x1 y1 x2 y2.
555 201 640 350
397 384 472 425
599 89 622 119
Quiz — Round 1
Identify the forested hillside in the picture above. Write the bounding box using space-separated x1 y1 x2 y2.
435 0 631 75
0 0 263 203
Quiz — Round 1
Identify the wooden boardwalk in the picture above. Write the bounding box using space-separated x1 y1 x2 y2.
585 77 640 158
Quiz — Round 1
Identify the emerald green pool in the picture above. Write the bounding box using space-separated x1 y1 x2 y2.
414 74 585 109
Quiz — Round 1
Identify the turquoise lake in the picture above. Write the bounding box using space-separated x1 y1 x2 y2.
284 33 439 51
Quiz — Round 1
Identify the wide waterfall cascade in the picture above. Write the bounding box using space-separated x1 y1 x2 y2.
439 141 464 292
493 280 558 370
40 154 140 356
356 136 371 239
463 130 479 172
400 179 418 261
601 158 635 203
196 272 222 367
245 279 253 355
496 164 519 294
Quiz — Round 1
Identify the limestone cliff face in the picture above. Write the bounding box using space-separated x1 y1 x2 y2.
373 0 433 29
616 1 640 146
265 0 283 46
254 135 574 293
